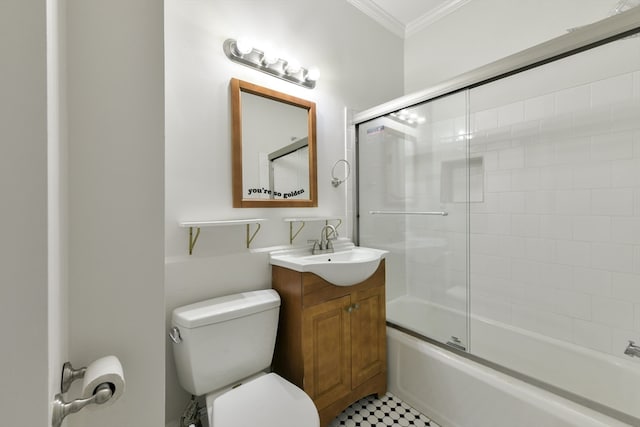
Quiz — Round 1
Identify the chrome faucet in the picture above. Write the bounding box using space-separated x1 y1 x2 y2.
624 340 640 357
309 224 338 254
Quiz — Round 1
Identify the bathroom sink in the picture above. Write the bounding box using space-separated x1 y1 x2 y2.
269 243 388 286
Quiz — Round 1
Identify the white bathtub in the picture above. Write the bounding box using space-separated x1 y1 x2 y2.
387 297 640 427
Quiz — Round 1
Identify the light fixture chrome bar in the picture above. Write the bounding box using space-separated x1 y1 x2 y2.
369 210 449 216
223 39 317 89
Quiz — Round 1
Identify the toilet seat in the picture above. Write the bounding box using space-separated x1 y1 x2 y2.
211 373 319 427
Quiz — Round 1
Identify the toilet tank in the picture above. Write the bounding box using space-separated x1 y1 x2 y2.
171 289 281 396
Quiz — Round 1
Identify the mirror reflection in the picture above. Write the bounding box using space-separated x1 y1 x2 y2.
231 78 317 207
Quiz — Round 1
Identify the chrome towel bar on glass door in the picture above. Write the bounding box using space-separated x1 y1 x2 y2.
369 210 449 216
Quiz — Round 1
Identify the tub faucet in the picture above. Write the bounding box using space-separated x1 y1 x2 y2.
624 340 640 357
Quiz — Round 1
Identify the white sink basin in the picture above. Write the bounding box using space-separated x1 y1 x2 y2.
270 243 388 286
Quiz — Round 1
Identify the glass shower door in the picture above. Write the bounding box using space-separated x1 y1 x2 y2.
358 91 469 349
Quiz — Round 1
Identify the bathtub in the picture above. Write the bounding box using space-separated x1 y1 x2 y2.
387 296 640 427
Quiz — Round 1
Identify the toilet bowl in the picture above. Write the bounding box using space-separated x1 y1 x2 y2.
171 289 319 427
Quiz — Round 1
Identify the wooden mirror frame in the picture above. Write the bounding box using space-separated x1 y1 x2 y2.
231 78 317 208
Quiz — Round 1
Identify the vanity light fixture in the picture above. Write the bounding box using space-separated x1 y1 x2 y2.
223 38 319 89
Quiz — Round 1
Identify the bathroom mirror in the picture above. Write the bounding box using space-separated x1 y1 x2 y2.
231 78 317 207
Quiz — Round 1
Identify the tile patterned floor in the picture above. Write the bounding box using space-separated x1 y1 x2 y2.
329 393 440 427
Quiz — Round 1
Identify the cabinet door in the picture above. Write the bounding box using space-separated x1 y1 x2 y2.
302 295 352 409
351 286 386 389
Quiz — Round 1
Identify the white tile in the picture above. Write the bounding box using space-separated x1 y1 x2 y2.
524 94 555 121
512 259 544 285
554 137 591 165
572 319 612 353
592 189 634 216
611 158 640 188
542 263 573 290
635 304 640 331
572 162 611 189
511 168 541 191
611 101 640 133
497 101 524 128
470 233 500 255
556 240 591 267
498 235 526 259
512 304 573 341
573 267 611 296
556 85 590 115
486 170 511 192
612 272 640 303
472 274 525 301
591 242 634 273
554 289 591 320
498 147 525 169
572 216 611 242
525 142 554 167
471 292 513 323
482 151 499 171
540 115 574 140
611 217 640 244
511 214 540 237
635 246 640 274
555 190 591 215
525 191 555 214
592 296 635 329
591 131 634 161
539 166 573 190
470 193 499 213
498 192 526 213
470 254 511 279
635 189 640 216
591 73 634 108
472 109 498 132
539 215 573 240
525 238 555 263
486 213 512 235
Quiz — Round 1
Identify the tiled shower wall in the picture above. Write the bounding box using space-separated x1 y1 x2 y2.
468 35 640 359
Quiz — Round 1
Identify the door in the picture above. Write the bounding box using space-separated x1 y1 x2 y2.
302 295 352 409
351 286 386 388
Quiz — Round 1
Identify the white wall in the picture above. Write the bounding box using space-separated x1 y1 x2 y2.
164 0 404 423
66 1 165 426
404 0 613 93
0 1 50 425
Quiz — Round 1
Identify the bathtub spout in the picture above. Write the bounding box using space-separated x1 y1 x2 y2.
624 340 640 357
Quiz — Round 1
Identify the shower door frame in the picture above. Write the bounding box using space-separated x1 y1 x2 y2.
353 7 640 426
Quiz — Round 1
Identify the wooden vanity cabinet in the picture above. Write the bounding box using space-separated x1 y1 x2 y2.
271 261 387 427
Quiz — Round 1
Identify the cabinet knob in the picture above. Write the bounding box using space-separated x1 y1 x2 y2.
345 303 360 313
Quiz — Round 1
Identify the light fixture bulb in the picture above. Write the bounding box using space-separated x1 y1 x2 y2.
262 50 279 66
235 38 253 56
306 67 320 82
285 59 301 75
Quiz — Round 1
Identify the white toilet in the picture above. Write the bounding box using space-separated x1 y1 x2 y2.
171 289 319 427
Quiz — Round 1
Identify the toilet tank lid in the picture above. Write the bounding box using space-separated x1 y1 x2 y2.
172 289 280 329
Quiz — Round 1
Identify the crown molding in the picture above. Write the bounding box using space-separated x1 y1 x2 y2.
406 0 472 37
347 0 472 39
346 0 405 38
